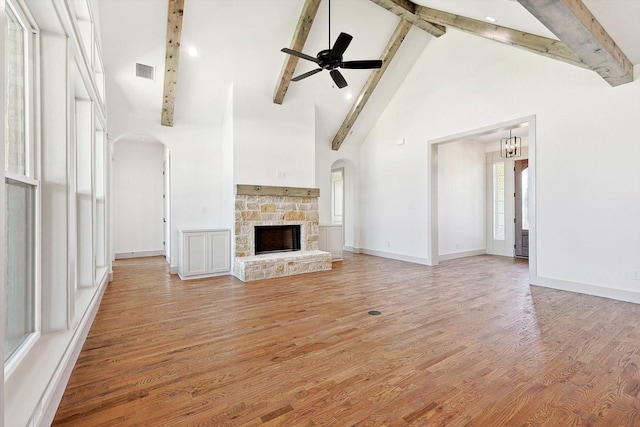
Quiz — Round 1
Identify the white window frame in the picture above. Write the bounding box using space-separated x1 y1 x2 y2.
4 0 41 377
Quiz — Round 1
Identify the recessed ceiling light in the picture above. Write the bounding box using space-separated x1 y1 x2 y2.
345 92 353 100
188 47 198 57
485 16 497 23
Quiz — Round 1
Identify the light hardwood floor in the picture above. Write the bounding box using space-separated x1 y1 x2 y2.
53 254 640 426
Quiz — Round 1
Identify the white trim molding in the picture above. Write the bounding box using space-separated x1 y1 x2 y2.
532 276 640 305
438 249 486 262
115 250 165 259
360 248 430 266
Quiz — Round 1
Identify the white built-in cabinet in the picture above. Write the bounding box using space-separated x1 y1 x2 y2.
179 229 231 279
318 225 343 261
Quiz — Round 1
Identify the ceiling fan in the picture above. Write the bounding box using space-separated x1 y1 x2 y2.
280 0 383 89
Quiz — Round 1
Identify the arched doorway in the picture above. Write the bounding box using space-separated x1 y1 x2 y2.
111 135 171 264
330 159 358 252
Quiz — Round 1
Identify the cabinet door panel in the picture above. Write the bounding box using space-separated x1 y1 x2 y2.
209 231 229 273
209 231 230 273
185 233 208 275
329 227 343 260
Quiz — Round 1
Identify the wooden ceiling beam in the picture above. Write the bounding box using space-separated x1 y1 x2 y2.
415 5 588 70
332 19 413 151
161 0 185 127
273 0 322 105
368 0 445 37
516 0 633 86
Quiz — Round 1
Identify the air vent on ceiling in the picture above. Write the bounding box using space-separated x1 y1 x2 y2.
135 63 155 81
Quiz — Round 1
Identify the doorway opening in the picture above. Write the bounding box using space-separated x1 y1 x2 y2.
112 135 171 264
330 159 358 253
428 116 537 281
331 168 344 225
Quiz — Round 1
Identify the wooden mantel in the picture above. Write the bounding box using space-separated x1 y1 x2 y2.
236 184 320 198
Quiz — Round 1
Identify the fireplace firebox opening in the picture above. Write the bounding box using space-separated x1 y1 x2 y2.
255 225 301 255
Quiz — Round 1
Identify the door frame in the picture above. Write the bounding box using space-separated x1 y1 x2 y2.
427 115 537 282
515 159 529 258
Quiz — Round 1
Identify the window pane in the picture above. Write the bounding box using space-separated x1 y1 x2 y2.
5 178 36 361
5 6 26 175
493 162 505 240
522 167 530 230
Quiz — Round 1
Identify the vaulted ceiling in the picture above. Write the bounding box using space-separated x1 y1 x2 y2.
98 0 639 149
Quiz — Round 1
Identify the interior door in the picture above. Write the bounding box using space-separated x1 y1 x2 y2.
514 159 529 258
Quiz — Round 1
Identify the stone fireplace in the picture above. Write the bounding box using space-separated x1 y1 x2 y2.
233 185 331 281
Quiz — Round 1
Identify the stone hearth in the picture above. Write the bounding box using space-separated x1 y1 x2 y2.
233 185 331 282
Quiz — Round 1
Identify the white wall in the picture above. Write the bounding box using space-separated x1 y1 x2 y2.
360 28 640 299
222 84 235 259
113 139 165 256
438 140 486 257
314 107 361 249
233 83 315 188
359 130 430 262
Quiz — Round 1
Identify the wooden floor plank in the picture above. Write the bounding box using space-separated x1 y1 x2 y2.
53 253 640 426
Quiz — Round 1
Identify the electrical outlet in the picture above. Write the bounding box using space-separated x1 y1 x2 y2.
632 271 640 281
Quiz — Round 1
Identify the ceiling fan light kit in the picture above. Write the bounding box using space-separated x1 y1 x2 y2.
280 0 382 89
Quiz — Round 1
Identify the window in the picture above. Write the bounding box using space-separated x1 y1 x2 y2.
5 4 26 175
4 179 35 361
521 167 530 231
331 169 343 225
4 1 38 365
493 162 505 241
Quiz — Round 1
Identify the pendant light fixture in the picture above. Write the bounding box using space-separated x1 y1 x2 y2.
500 129 521 159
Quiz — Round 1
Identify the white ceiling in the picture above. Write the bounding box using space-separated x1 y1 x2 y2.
98 0 639 148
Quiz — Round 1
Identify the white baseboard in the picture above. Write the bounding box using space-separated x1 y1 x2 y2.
359 248 430 265
170 265 179 275
115 250 165 259
532 276 640 304
438 248 486 262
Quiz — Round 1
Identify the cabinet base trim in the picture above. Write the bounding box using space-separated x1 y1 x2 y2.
178 271 231 280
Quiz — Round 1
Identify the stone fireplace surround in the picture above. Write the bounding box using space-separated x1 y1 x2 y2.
233 185 331 282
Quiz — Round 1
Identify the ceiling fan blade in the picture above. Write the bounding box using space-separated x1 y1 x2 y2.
330 69 348 88
292 68 323 82
340 60 383 69
281 48 319 64
330 32 353 58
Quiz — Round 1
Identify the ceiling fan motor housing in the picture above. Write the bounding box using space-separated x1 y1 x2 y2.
317 49 341 70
